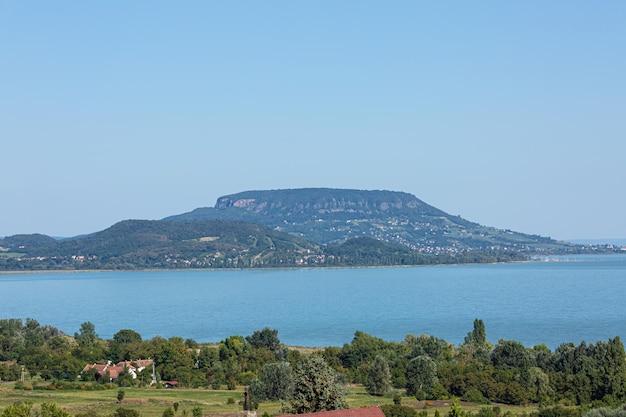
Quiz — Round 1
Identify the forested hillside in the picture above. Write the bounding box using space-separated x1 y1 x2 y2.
0 220 320 270
0 222 525 271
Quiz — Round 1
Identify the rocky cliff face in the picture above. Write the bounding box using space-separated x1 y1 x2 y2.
214 188 444 218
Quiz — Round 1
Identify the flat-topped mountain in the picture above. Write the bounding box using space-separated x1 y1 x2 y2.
165 188 567 253
2 188 608 271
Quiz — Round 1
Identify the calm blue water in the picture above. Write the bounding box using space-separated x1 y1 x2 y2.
1 254 625 349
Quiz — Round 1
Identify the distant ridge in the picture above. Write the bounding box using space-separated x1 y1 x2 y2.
164 188 574 253
1 188 617 271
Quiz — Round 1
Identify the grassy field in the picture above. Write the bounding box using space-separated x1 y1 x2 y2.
0 382 539 417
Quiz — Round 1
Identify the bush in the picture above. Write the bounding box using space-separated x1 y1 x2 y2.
477 407 498 417
463 389 490 404
583 406 626 417
381 404 419 417
535 407 582 417
163 407 174 417
112 408 140 417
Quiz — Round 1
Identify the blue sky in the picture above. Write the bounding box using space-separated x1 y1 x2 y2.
1 1 624 241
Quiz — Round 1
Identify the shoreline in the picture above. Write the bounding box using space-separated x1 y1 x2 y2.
0 259 536 275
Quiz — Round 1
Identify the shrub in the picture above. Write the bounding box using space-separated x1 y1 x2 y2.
112 408 140 417
535 406 582 417
381 404 418 417
117 389 126 403
463 389 490 404
477 407 498 417
162 407 175 417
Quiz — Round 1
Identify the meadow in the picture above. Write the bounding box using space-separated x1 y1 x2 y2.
0 382 537 417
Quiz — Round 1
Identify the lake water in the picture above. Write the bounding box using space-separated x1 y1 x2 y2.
1 254 625 349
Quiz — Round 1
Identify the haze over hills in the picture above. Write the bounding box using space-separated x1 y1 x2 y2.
0 188 617 271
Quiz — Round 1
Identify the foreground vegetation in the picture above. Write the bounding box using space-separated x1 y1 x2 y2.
0 382 541 417
2 318 626 417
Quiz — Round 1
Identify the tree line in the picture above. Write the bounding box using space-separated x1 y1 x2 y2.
1 318 626 412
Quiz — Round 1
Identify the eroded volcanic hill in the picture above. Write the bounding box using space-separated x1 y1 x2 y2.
165 188 570 253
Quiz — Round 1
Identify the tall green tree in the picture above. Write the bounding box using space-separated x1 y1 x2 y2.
75 322 98 348
261 361 294 400
110 329 144 362
406 355 438 397
153 336 196 386
594 337 626 403
291 356 347 413
465 319 487 346
73 322 104 362
366 355 391 396
461 319 491 363
246 328 281 351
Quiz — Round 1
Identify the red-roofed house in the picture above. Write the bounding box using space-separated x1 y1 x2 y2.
276 406 386 417
82 359 154 382
82 363 125 381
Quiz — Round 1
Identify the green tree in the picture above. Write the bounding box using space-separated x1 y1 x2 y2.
366 355 391 396
406 355 438 397
491 340 533 370
465 319 487 346
406 334 451 361
290 355 347 413
75 322 98 348
595 337 626 402
23 318 44 350
246 328 281 351
110 329 144 362
461 319 491 363
448 398 463 417
46 354 85 381
248 379 267 406
528 367 552 404
117 389 126 403
261 361 293 400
